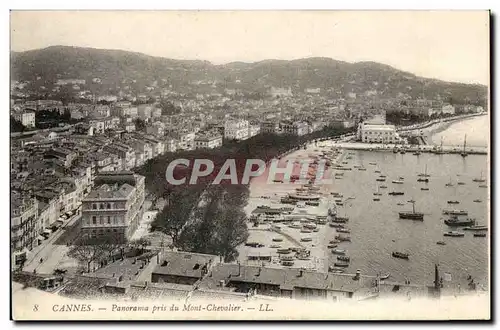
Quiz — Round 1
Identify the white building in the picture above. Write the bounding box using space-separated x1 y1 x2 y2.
305 88 321 94
13 110 36 128
357 122 402 144
224 119 249 140
269 87 292 98
248 124 261 138
442 104 455 115
194 132 223 149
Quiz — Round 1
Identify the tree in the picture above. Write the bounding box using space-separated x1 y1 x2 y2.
10 116 25 132
134 118 146 132
129 237 151 254
152 187 201 246
67 235 109 273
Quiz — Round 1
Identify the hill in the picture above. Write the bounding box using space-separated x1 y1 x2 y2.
11 46 487 104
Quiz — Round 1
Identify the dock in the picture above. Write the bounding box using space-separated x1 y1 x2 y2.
334 142 487 155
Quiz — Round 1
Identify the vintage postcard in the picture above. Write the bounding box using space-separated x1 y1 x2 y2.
10 10 490 320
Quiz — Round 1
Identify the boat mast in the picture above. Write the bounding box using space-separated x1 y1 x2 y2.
463 134 467 153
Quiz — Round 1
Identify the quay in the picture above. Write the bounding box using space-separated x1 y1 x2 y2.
334 142 488 155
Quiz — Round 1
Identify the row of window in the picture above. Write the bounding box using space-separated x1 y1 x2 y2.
89 215 124 225
363 131 394 135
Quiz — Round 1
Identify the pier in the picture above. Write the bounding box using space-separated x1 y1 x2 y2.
333 142 488 155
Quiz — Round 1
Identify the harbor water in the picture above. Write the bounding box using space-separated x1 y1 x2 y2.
243 116 489 290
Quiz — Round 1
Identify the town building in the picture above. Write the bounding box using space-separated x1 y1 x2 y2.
260 121 280 134
80 172 145 242
224 119 249 140
12 110 36 128
11 193 39 268
357 122 402 144
151 251 218 285
281 121 309 136
194 131 223 149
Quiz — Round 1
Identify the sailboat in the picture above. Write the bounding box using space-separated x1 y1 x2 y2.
417 164 430 182
460 134 468 157
473 171 486 183
399 200 424 221
373 184 382 196
434 137 445 154
445 176 454 187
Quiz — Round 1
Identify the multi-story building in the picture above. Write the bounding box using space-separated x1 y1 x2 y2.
104 143 137 170
442 104 456 115
281 121 309 136
357 122 402 144
137 105 153 120
11 193 39 268
12 110 36 128
194 131 223 149
260 121 280 134
80 172 145 242
248 124 261 138
224 119 249 140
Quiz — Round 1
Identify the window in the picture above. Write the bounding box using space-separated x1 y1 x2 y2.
107 216 111 224
99 216 103 225
113 216 117 224
92 204 97 210
106 203 111 209
99 203 104 210
92 216 97 225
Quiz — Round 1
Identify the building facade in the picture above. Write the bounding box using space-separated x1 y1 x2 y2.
357 122 402 144
224 119 249 140
11 193 39 267
194 132 223 149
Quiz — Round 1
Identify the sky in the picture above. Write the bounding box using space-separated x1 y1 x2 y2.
10 11 490 85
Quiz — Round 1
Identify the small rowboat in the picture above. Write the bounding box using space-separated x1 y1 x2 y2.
380 273 390 280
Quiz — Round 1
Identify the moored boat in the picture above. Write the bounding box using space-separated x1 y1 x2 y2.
444 231 465 237
421 187 429 191
389 192 404 196
336 228 351 234
442 209 468 216
332 248 346 255
334 262 349 268
392 252 409 259
392 180 404 184
337 255 350 262
463 225 488 231
335 235 351 242
447 200 460 204
474 233 487 237
444 216 476 227
436 241 446 245
380 273 391 280
399 201 424 221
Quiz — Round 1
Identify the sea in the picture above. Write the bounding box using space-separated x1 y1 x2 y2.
246 115 489 290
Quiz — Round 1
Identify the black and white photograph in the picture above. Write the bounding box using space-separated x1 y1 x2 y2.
9 10 490 320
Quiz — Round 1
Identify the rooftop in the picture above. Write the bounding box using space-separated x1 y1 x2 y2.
152 251 218 279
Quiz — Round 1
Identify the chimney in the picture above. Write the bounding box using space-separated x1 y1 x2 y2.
237 262 241 276
219 280 225 287
353 269 361 281
298 269 304 277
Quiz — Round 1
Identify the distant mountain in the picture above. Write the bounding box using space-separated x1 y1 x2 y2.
11 45 487 104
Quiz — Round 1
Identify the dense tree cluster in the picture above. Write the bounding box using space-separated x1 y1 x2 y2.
137 124 353 261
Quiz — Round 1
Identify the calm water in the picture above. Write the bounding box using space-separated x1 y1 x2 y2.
325 151 488 288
